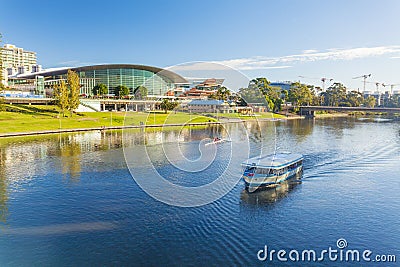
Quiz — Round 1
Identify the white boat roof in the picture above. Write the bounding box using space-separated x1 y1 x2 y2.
241 152 303 169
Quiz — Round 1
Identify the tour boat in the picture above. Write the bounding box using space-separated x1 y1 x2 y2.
241 152 303 192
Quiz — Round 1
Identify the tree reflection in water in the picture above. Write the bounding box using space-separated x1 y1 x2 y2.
58 135 82 182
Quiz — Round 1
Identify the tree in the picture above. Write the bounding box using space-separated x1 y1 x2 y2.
53 70 80 117
345 90 363 107
92 83 108 96
160 98 178 113
322 82 347 106
0 97 5 112
115 85 130 98
288 82 314 109
53 80 69 117
250 78 283 112
238 86 266 105
134 86 147 100
209 86 231 100
67 70 80 116
387 95 400 107
364 96 376 108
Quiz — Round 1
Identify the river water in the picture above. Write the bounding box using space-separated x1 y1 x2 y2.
0 117 399 266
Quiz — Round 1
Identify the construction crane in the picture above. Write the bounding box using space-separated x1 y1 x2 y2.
366 81 381 92
382 83 400 94
366 81 384 106
352 74 371 93
298 76 333 92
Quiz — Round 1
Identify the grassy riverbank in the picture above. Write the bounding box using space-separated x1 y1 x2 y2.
0 104 217 134
0 104 285 135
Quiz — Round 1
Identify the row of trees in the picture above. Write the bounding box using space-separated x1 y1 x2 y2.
234 78 379 112
92 84 148 100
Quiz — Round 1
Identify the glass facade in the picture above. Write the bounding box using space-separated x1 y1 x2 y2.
35 76 45 95
76 67 175 96
18 65 185 97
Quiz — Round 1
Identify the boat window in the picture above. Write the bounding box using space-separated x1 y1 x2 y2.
245 166 256 172
256 168 269 174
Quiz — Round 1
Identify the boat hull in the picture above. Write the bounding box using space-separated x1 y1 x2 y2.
243 166 303 191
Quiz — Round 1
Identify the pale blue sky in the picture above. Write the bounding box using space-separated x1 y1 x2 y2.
1 0 400 90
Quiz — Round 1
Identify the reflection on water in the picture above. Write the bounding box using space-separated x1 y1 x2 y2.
0 148 8 223
59 136 82 181
0 118 399 266
240 172 302 207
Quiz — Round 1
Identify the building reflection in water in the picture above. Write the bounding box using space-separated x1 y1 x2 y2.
0 148 8 223
240 172 302 207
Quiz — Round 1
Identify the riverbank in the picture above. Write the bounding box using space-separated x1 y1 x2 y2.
314 112 349 118
0 104 217 135
0 104 351 138
0 104 279 138
0 121 224 138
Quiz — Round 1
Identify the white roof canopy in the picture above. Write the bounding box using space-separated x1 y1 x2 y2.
241 152 303 169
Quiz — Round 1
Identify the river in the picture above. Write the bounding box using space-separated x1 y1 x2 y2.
0 117 399 266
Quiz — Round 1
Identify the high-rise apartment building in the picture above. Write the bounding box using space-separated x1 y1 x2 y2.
1 44 37 75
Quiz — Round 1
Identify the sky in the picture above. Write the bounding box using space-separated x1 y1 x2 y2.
1 0 400 91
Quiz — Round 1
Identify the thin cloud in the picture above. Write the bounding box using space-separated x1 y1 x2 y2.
262 65 292 69
302 49 319 54
171 61 292 71
215 46 400 70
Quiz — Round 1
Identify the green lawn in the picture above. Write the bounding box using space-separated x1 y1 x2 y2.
0 105 216 134
0 104 288 134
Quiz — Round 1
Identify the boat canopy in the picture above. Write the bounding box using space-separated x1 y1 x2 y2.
241 152 303 169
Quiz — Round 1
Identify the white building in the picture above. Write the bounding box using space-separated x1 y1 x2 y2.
187 99 237 113
1 44 40 85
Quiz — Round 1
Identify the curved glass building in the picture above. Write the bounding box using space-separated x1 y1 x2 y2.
16 64 188 97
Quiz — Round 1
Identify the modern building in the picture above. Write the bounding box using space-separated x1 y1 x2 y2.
10 64 188 97
270 81 291 91
182 78 224 99
187 99 237 113
363 90 392 107
1 44 38 75
1 44 40 86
